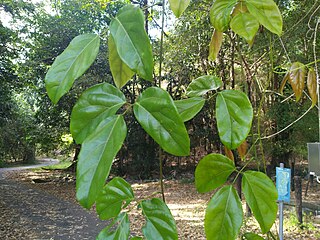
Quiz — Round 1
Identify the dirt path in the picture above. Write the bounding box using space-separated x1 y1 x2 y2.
0 158 59 178
0 161 105 240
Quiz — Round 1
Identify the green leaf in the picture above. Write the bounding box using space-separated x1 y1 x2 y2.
131 237 143 240
209 30 223 61
187 75 222 97
134 87 190 156
70 83 126 144
243 232 265 240
110 5 153 80
242 171 278 233
210 0 238 32
96 177 134 220
168 0 191 18
76 115 127 209
174 97 205 122
245 0 283 36
230 12 259 46
195 153 236 193
141 198 178 240
216 90 253 149
97 213 130 240
109 35 134 88
45 34 100 104
205 185 243 240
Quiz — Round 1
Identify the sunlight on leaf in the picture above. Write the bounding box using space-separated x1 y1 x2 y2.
96 177 134 220
245 0 283 36
242 171 278 233
110 5 153 80
216 90 253 149
210 0 237 32
141 198 178 240
70 83 126 144
205 185 243 240
187 75 222 97
76 115 127 209
45 34 100 104
97 213 130 240
195 153 235 193
169 0 191 18
230 12 259 46
109 35 134 88
134 87 190 156
174 97 205 122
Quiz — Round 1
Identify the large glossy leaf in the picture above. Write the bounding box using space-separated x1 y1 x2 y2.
76 115 127 209
216 90 253 149
97 213 130 240
134 87 190 156
109 35 134 88
141 198 178 240
288 62 306 102
110 5 153 80
187 75 222 97
45 34 100 104
210 0 237 32
242 171 278 233
96 177 134 220
205 185 243 240
245 0 283 36
307 67 317 107
174 97 205 122
70 83 126 144
195 153 235 193
208 30 223 61
230 12 259 46
168 0 191 18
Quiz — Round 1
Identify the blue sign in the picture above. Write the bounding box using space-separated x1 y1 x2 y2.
276 167 291 202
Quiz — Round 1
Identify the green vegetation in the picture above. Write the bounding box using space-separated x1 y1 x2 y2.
1 0 319 239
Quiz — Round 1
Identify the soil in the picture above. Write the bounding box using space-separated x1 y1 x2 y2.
1 167 320 239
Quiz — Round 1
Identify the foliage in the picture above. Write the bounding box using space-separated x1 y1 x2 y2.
2 0 318 239
43 1 287 238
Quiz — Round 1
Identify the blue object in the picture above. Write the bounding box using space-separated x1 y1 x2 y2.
276 167 291 202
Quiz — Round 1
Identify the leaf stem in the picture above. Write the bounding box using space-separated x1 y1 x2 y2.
127 191 162 213
232 138 260 184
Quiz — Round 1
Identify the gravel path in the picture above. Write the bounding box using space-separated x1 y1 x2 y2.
0 162 105 240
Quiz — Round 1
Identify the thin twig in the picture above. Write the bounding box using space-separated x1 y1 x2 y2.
261 106 313 140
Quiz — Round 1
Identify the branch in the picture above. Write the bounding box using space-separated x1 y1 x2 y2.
261 105 313 140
